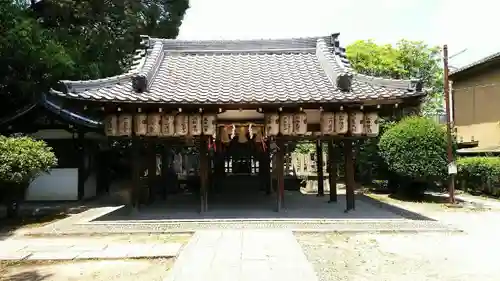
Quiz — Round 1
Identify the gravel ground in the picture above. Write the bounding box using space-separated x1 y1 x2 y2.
0 259 173 281
296 192 500 281
297 232 499 281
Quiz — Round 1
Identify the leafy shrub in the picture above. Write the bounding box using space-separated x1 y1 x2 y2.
457 157 500 194
378 116 449 195
0 136 58 185
356 119 395 183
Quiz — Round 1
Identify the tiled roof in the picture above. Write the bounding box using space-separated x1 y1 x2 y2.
449 51 500 78
49 34 425 105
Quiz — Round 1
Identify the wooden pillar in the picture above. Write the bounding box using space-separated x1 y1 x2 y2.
214 140 223 193
147 142 156 204
260 145 271 195
77 131 85 200
344 139 355 211
160 144 169 200
328 140 338 203
199 137 209 213
131 137 141 210
316 139 325 197
276 138 285 211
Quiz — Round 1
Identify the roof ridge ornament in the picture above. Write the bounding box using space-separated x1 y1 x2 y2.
140 35 152 49
336 72 353 92
132 73 148 93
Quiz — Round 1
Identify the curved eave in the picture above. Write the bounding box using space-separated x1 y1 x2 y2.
46 89 424 106
353 74 423 92
41 93 102 129
0 102 38 127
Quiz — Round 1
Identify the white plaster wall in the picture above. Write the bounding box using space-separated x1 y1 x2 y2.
25 168 78 201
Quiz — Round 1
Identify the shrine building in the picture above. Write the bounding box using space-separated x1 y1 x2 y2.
34 33 425 212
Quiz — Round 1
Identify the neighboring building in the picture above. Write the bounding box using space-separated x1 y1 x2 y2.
2 33 425 210
450 53 500 154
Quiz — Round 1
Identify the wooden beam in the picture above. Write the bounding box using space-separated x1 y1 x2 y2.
276 138 285 211
131 137 141 211
328 140 338 203
344 139 356 212
316 139 325 197
260 143 271 195
77 131 85 200
161 144 169 200
147 142 156 204
199 136 209 213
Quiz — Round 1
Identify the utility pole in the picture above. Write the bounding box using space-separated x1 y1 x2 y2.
443 45 456 204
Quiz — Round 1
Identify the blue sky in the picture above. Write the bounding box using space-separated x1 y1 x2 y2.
178 0 500 68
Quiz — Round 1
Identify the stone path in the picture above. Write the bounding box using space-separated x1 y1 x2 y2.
0 238 182 261
164 230 318 281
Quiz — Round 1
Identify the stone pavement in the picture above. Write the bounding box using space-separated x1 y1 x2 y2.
164 230 318 281
0 238 182 261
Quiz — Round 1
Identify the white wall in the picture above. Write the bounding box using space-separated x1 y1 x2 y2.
25 168 78 201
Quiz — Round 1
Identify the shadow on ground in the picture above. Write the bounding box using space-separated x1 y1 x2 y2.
0 270 52 281
93 190 436 222
0 203 91 240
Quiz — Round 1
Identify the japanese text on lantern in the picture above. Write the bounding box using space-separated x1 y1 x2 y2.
175 114 188 136
161 115 175 137
118 115 132 136
335 112 348 134
189 114 202 136
105 115 117 136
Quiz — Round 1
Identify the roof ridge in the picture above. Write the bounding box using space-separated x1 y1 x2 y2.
324 34 422 91
315 38 347 86
133 36 165 91
152 35 328 43
151 35 328 51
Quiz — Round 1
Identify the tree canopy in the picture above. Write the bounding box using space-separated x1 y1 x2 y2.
0 0 189 117
346 39 443 116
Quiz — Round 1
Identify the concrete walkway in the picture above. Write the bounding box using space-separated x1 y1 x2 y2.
0 238 182 261
164 230 318 281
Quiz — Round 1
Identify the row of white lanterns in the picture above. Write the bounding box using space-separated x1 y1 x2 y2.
266 112 379 137
104 111 379 137
104 114 217 137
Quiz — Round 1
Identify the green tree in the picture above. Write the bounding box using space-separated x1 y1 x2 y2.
0 0 74 117
0 135 58 217
31 0 190 79
0 0 189 118
346 39 443 116
378 116 448 196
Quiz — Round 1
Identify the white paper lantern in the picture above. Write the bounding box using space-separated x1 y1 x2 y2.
134 114 148 136
104 115 118 136
161 114 175 137
320 112 335 135
202 115 217 136
118 114 132 136
364 112 379 137
334 112 348 134
220 126 231 143
265 114 280 136
279 114 294 135
189 114 202 136
147 113 162 136
175 114 189 136
293 112 307 135
349 111 364 135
